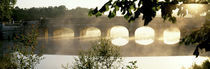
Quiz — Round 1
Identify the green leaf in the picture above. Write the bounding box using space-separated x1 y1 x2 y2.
128 17 135 23
105 4 109 11
130 5 135 10
152 7 156 11
95 12 102 17
88 9 94 16
126 66 131 69
169 16 176 23
115 6 119 11
124 14 129 20
108 11 116 18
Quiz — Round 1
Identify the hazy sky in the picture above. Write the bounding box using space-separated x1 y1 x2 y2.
16 0 200 17
15 0 108 10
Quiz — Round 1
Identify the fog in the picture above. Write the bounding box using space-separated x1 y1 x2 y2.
37 8 207 56
33 7 209 57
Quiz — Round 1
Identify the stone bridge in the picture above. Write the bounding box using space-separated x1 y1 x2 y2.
40 16 208 56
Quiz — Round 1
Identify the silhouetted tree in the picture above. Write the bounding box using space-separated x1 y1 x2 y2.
62 39 138 69
189 59 210 69
72 39 121 69
89 0 209 25
180 14 210 57
12 5 68 21
0 0 16 22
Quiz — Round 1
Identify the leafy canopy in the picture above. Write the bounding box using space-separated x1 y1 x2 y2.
89 0 209 25
0 0 16 22
180 19 210 57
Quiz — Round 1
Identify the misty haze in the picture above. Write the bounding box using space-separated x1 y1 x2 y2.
0 0 210 69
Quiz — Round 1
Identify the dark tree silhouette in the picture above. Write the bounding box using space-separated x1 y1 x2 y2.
180 19 210 57
89 0 208 25
12 5 68 21
0 0 16 22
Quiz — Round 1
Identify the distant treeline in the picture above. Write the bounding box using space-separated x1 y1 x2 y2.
12 5 69 21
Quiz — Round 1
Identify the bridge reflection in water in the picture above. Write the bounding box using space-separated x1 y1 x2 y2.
38 17 208 56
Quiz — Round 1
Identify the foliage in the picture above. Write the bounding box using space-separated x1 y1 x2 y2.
180 13 210 57
11 52 43 69
0 23 44 69
72 39 121 69
0 54 18 69
0 0 16 22
125 61 138 69
10 23 44 69
89 0 208 25
189 59 210 69
69 7 90 18
12 5 68 21
61 39 139 69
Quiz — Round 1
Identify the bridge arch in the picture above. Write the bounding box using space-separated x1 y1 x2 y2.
53 28 74 40
163 27 180 45
135 26 155 45
108 26 129 46
82 27 101 38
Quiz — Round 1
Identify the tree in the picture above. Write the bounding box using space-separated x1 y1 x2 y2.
180 14 210 57
72 39 121 69
12 5 68 21
0 0 17 68
0 21 45 69
0 0 16 22
10 22 44 69
89 0 210 57
189 59 210 69
89 0 208 25
62 39 138 69
0 0 16 40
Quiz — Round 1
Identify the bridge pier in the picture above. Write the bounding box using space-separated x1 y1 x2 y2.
74 29 81 37
48 28 54 39
101 28 109 37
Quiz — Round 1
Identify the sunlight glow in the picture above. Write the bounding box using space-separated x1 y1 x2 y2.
53 28 74 40
84 27 101 38
179 56 208 69
135 26 155 45
111 37 129 46
37 55 209 69
110 26 129 46
45 30 49 42
163 27 180 44
184 4 205 15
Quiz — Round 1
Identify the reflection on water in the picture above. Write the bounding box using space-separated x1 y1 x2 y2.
135 26 155 45
110 26 129 46
111 37 129 46
36 55 209 69
163 27 180 45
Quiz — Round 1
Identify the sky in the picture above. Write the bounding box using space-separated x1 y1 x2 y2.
15 0 107 10
15 0 202 17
